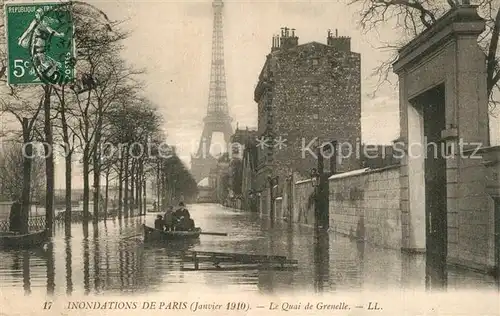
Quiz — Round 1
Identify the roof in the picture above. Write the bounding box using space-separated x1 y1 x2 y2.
329 168 370 180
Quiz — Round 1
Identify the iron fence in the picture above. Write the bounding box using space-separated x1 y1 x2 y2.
0 210 145 232
0 215 46 232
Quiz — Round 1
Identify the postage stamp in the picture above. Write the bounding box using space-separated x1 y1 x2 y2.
4 1 75 86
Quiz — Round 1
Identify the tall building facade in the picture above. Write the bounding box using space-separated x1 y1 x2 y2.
254 28 362 202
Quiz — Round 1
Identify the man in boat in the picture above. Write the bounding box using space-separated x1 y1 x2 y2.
154 215 164 230
174 202 195 231
164 206 174 231
9 196 22 233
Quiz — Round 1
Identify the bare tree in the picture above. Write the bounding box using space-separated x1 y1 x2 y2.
61 3 129 223
350 0 500 111
0 141 45 202
0 90 45 233
52 86 80 234
105 98 162 217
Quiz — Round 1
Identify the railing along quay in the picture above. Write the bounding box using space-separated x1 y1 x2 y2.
0 215 46 232
0 211 145 232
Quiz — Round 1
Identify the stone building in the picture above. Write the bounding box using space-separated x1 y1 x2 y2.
253 27 362 212
209 153 231 204
229 127 258 210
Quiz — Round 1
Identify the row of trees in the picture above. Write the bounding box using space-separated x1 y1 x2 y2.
153 153 198 209
0 1 197 236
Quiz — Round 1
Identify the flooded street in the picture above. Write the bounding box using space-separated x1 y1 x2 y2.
0 204 497 297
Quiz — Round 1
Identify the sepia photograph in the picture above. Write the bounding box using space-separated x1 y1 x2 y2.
0 0 499 315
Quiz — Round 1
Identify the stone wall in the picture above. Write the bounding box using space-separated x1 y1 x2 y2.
293 179 315 226
448 149 497 272
329 166 402 249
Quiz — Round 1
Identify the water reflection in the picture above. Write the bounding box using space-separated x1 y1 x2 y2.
0 204 497 296
425 254 448 291
23 251 30 295
401 253 425 289
313 230 330 292
46 242 55 295
93 224 101 292
65 236 73 295
83 226 90 295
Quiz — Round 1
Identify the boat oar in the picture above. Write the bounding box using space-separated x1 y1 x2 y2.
200 232 228 236
122 234 142 239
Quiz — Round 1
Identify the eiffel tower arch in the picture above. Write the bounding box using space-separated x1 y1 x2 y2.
191 0 233 183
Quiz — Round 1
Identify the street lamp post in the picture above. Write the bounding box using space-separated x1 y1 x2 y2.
310 168 320 230
247 189 253 212
267 175 279 221
248 189 256 212
312 140 337 231
285 174 294 223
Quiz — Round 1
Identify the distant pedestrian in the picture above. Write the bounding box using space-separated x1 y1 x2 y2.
9 196 22 233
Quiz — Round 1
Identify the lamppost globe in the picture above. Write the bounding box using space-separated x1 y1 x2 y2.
310 168 319 187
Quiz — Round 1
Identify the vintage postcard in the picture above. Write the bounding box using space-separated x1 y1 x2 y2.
0 0 499 315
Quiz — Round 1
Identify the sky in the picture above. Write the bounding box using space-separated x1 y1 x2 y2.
2 0 499 189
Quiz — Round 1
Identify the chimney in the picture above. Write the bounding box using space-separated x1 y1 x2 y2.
327 28 351 52
279 26 299 49
271 34 280 51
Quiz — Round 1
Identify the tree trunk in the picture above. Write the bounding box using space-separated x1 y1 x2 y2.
165 170 170 206
43 86 54 236
60 91 72 235
156 162 160 211
20 118 32 234
137 162 142 216
123 149 129 218
65 151 72 234
93 150 100 223
130 160 135 217
143 177 147 215
104 170 109 220
93 108 103 223
118 158 123 219
83 147 90 222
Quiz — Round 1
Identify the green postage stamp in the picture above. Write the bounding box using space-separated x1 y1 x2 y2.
4 1 75 85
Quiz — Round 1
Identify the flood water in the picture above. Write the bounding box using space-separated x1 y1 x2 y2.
0 203 497 296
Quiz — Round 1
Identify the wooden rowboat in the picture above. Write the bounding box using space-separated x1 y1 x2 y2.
0 230 49 249
143 224 201 242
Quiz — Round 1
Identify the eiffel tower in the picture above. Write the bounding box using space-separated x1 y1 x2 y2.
191 0 233 183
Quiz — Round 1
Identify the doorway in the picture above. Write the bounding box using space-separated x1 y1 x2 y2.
413 84 448 264
424 85 448 262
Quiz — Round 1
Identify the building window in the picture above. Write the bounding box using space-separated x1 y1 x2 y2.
312 84 320 93
312 113 319 119
312 58 319 66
